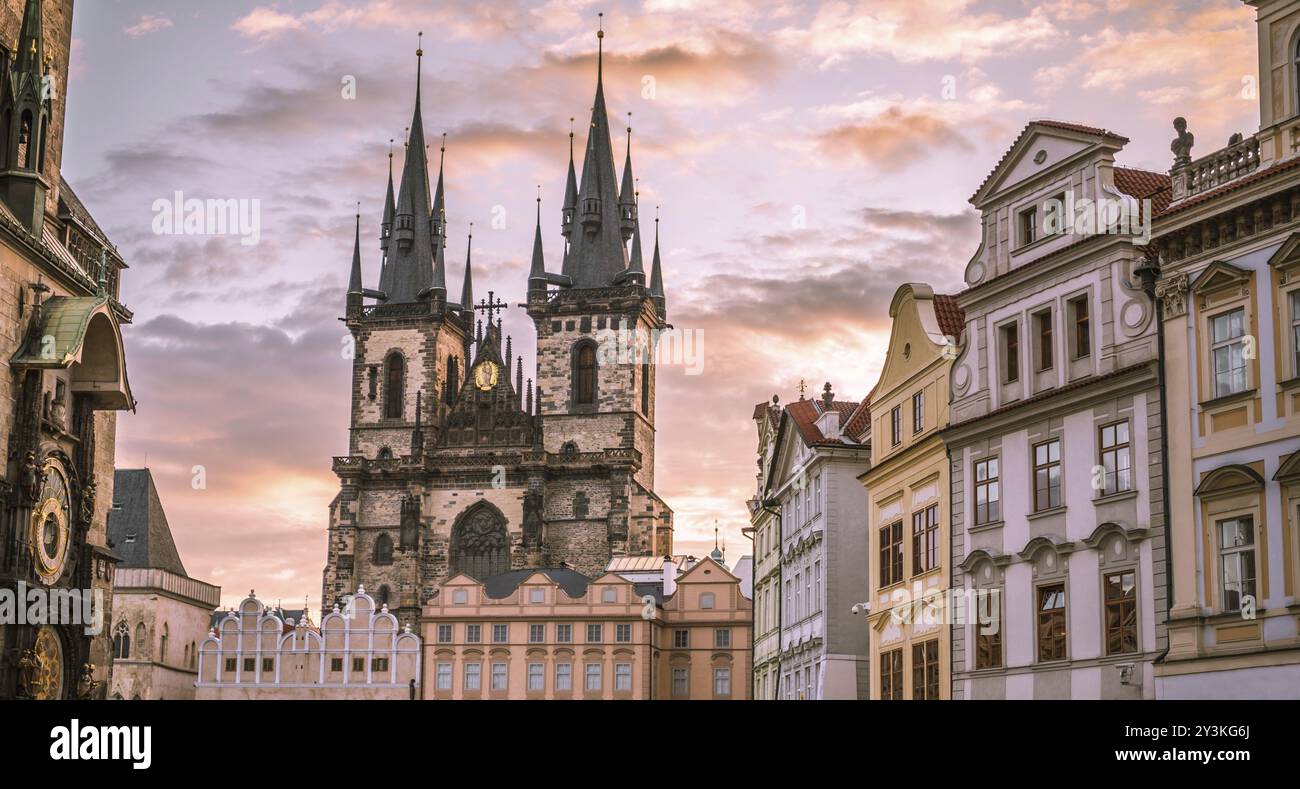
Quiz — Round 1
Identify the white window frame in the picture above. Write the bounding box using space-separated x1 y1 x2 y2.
1210 307 1248 397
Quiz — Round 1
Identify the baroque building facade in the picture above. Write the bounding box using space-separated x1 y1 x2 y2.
421 555 749 700
948 121 1168 699
1147 0 1300 698
753 387 871 700
0 0 134 700
746 399 781 699
860 285 963 700
106 469 219 700
322 29 672 626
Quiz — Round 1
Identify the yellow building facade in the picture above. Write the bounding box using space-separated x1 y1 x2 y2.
860 284 963 700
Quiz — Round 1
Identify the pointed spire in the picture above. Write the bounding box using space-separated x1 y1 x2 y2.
380 139 396 252
620 184 645 285
562 117 578 241
618 114 637 242
650 207 666 318
529 186 548 291
16 0 44 79
460 223 475 312
387 33 435 302
566 14 629 287
348 204 363 294
432 133 447 251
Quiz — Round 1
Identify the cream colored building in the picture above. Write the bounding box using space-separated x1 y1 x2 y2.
421 556 751 699
860 284 963 699
107 469 220 700
1148 0 1300 698
196 587 420 700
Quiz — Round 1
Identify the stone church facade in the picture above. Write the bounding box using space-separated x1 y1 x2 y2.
322 29 673 626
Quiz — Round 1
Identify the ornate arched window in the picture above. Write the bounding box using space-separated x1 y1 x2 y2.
573 342 597 406
450 502 510 579
377 447 393 459
113 621 130 659
384 352 405 419
374 532 394 565
134 623 147 659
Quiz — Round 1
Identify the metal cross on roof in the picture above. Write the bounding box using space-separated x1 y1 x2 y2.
474 290 509 323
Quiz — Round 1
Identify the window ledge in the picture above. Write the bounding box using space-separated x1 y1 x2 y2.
1093 489 1138 505
1027 505 1067 521
1198 388 1256 410
969 519 1005 534
1278 375 1300 391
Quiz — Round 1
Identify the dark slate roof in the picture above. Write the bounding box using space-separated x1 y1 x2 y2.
106 469 187 577
58 176 116 252
481 567 591 599
633 582 664 605
565 51 630 288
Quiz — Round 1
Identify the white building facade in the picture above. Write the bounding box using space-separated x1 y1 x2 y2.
947 121 1169 699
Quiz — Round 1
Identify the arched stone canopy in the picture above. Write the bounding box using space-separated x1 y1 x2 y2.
10 296 134 410
449 500 510 580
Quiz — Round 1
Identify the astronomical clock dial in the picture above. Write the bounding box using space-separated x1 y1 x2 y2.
474 360 499 392
31 458 71 586
30 625 65 700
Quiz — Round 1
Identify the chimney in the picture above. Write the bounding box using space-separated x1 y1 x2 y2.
662 555 677 597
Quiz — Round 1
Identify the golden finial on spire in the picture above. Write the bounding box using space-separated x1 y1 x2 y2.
441 131 446 154
597 11 604 39
416 31 424 58
388 138 394 160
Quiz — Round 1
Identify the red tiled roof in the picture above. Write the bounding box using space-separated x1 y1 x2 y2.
933 294 966 337
842 400 871 442
787 397 861 446
971 120 1130 203
1156 154 1300 219
1114 166 1172 216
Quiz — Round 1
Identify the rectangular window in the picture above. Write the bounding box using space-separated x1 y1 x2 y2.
528 624 545 644
585 663 602 691
813 474 822 514
490 662 508 691
673 629 689 649
879 520 904 587
244 658 256 673
465 624 481 644
351 657 364 672
912 390 924 434
555 663 572 691
263 658 274 672
975 605 1003 669
586 624 602 643
328 658 341 673
555 624 572 643
880 648 903 700
1069 295 1090 358
911 504 939 575
436 624 452 644
1211 308 1248 397
911 639 940 700
529 588 545 603
804 569 811 618
1099 421 1132 495
813 560 822 611
492 624 508 644
714 667 731 697
464 662 481 690
1001 323 1020 383
615 623 632 643
1036 583 1067 662
890 405 902 447
793 572 801 618
1291 290 1300 376
1034 438 1062 511
1034 309 1053 371
1020 205 1038 246
527 662 544 691
641 361 650 414
1219 517 1256 611
435 662 452 690
974 457 1001 525
1104 571 1138 655
714 628 731 648
615 663 632 692
372 657 388 673
672 667 689 697
602 587 618 603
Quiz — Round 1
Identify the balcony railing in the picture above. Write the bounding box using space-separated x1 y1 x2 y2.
1181 135 1261 197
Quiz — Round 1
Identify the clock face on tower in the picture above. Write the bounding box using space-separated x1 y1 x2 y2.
31 458 71 587
474 360 499 392
29 625 65 700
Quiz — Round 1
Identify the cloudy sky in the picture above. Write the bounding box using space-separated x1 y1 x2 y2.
63 0 1258 611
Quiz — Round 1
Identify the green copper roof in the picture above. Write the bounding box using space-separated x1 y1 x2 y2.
12 295 110 367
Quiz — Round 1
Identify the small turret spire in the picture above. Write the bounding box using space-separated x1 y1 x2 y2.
432 132 447 251
561 117 578 244
460 223 475 312
618 114 637 242
529 185 548 290
346 203 363 313
650 207 666 318
378 139 396 286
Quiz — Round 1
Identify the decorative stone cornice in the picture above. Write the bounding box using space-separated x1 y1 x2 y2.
1155 272 1190 319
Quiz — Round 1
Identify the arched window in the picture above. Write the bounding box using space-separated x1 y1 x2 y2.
374 532 394 565
160 623 168 663
446 356 460 404
573 492 589 519
377 585 391 606
18 110 31 169
573 342 597 406
377 447 393 459
134 623 147 659
641 361 651 414
183 643 190 668
384 352 405 419
450 502 510 579
113 621 130 659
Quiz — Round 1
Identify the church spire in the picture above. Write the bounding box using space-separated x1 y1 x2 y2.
346 204 363 311
650 208 666 317
618 115 636 242
460 224 475 312
561 117 578 244
377 140 396 295
0 0 51 232
566 14 629 288
432 133 447 254
386 33 435 303
528 186 548 292
15 0 44 79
